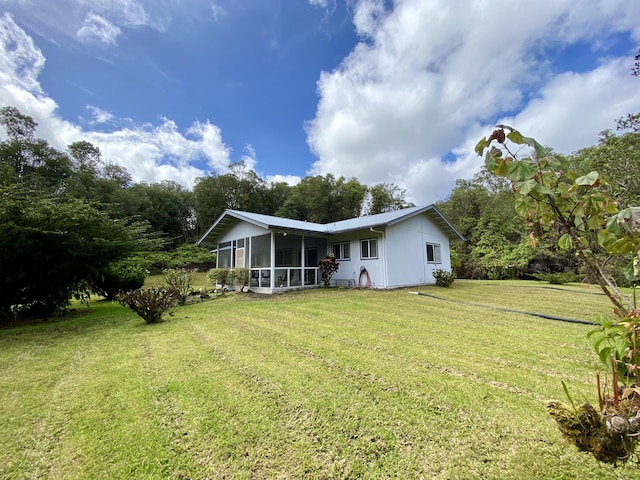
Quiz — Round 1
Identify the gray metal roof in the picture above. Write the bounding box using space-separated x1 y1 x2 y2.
197 205 465 246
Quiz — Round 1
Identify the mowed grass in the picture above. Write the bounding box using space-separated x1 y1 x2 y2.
0 280 638 479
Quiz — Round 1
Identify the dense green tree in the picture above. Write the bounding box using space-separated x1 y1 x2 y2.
437 170 534 278
122 181 196 246
0 106 156 320
0 190 151 318
363 183 409 215
262 181 293 216
65 140 103 200
0 106 72 192
276 174 367 223
570 130 640 209
195 168 407 230
193 163 273 233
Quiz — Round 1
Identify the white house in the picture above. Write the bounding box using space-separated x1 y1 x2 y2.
196 205 464 293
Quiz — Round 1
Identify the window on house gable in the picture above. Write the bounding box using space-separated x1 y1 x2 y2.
426 243 441 264
360 238 378 259
332 241 350 260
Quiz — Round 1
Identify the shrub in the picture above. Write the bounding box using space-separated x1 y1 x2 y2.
92 259 147 300
233 268 250 291
432 269 455 287
163 268 195 305
207 268 230 287
145 244 217 274
318 254 340 287
118 286 179 324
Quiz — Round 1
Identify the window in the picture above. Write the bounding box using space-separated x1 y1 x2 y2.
360 238 378 259
305 248 318 266
276 248 293 266
332 242 350 260
426 243 441 264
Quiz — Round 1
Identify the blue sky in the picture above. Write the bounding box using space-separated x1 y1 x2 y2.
1 0 640 205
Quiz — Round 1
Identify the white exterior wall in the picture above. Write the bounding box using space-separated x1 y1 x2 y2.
329 232 386 288
385 214 451 288
218 221 269 242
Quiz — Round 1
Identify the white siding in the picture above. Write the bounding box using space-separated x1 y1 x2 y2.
219 221 269 242
385 214 451 287
329 232 386 288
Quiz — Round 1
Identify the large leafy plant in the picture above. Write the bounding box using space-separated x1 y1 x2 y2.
476 126 640 462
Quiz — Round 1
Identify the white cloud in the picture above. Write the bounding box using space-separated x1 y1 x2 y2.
86 105 116 125
1 0 156 50
266 174 301 186
498 58 640 152
210 2 228 22
77 12 122 46
309 0 329 8
238 144 258 172
306 0 640 205
0 12 59 136
0 13 235 188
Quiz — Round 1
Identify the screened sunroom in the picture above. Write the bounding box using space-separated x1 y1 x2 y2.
198 210 329 293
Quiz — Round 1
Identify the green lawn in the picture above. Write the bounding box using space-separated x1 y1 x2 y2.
1 280 638 479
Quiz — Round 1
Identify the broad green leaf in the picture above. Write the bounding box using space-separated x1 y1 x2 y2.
506 130 526 144
591 336 609 352
606 237 640 255
507 159 537 181
598 347 612 366
514 179 536 195
624 263 639 285
498 158 513 176
575 171 599 186
604 201 619 214
487 154 512 177
532 184 555 196
605 217 620 235
539 155 560 169
556 182 572 198
484 147 503 173
524 136 548 159
514 196 534 217
586 214 603 230
474 137 488 156
558 233 572 250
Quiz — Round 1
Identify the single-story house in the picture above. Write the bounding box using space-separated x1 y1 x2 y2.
196 205 464 293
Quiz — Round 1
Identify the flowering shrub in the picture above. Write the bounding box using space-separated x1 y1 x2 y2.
319 254 340 287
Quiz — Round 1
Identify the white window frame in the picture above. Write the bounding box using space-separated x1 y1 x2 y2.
332 241 350 260
360 238 378 260
426 243 442 264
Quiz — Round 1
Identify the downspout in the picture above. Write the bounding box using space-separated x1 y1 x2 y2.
270 231 276 290
369 227 387 288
